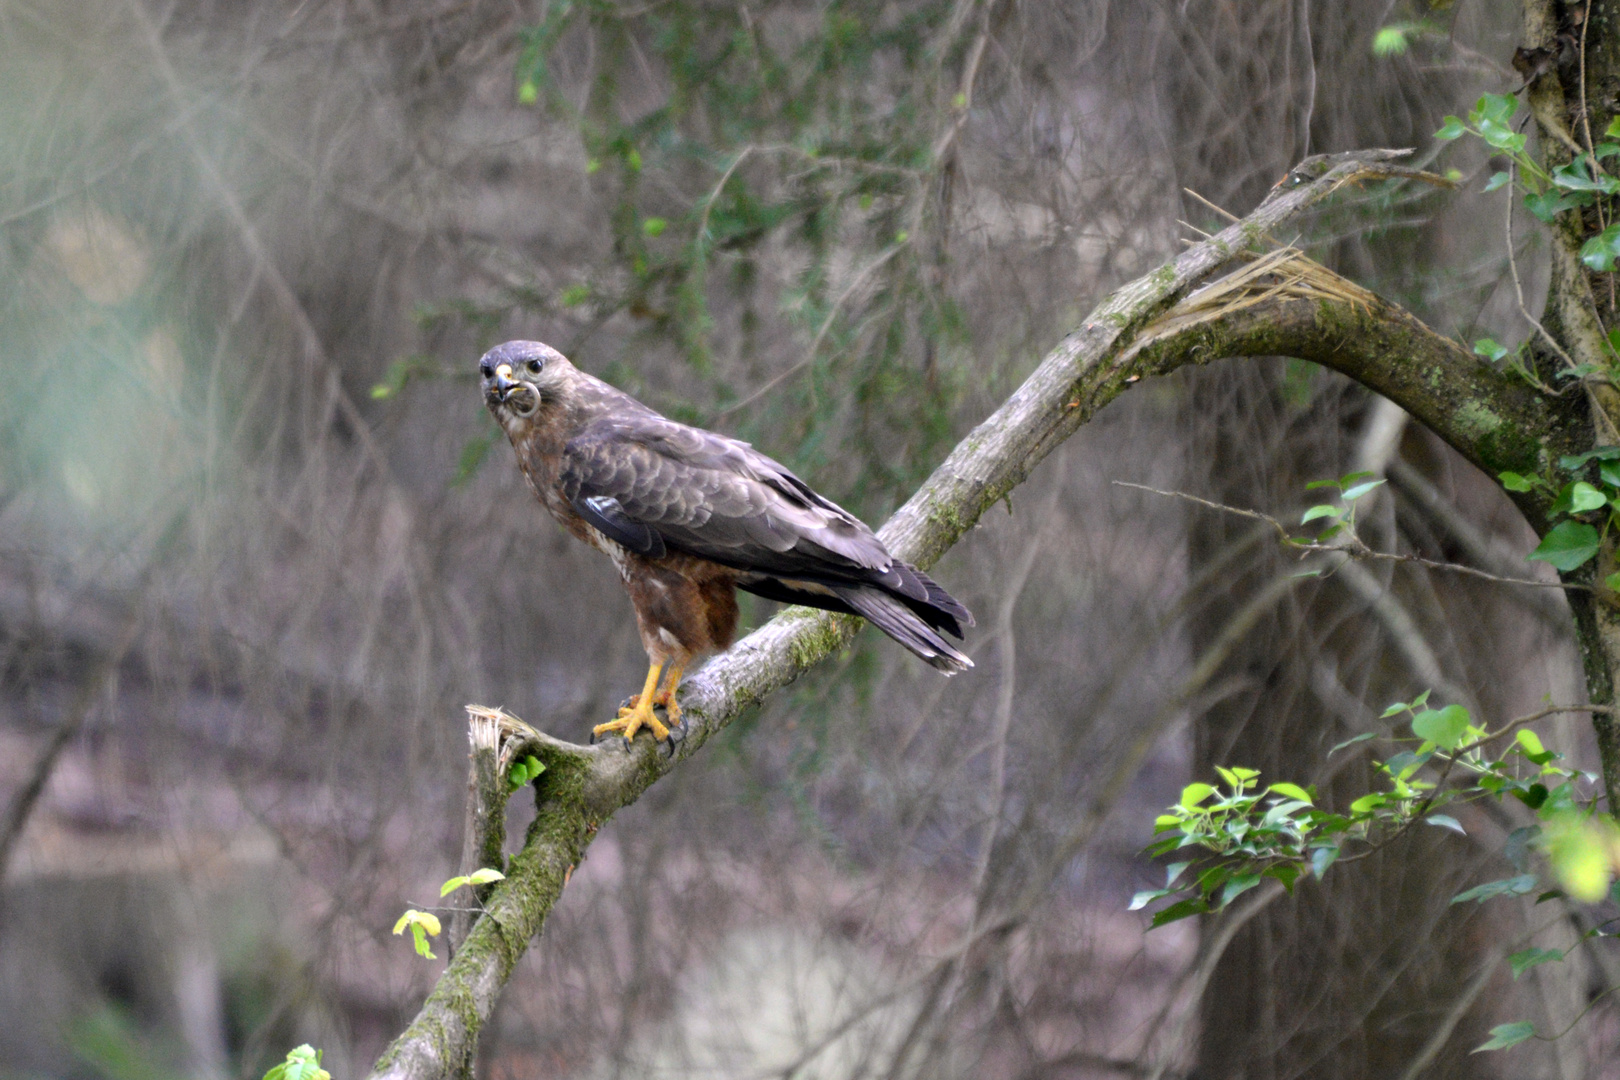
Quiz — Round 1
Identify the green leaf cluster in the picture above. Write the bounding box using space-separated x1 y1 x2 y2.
1440 99 1620 225
1295 471 1386 543
1136 696 1620 1053
263 1046 330 1080
392 909 442 959
508 753 545 790
1500 445 1620 579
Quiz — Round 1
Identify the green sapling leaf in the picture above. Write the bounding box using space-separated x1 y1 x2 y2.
1472 1021 1535 1052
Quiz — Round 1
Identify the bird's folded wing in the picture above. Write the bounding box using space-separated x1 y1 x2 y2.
559 416 893 579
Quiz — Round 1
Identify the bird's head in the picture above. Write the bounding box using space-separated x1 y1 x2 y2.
479 340 573 431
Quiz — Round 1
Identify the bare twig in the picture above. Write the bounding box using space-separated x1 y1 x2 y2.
1112 482 1584 593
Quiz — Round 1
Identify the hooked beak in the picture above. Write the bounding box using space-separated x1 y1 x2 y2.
487 363 539 416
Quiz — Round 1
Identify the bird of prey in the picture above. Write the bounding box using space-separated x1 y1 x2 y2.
479 340 974 747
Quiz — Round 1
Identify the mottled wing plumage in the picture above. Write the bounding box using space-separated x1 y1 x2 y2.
558 403 973 670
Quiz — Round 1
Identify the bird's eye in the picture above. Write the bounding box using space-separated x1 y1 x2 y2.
526 358 544 374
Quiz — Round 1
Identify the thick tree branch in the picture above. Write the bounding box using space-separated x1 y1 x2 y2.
368 151 1534 1079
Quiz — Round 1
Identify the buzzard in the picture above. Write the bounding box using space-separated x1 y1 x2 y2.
480 340 973 746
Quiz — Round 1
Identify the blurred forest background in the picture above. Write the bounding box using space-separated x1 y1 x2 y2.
2 1 1617 1078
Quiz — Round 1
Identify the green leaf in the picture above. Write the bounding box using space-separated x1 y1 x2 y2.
1516 729 1551 763
1371 26 1410 57
1475 93 1518 125
1434 116 1465 140
1349 792 1386 814
1600 460 1620 488
517 81 539 105
1508 947 1564 978
1582 224 1620 271
1310 843 1339 878
1425 814 1466 835
1268 782 1313 804
1341 478 1386 502
1569 482 1608 511
1608 115 1620 140
468 867 506 885
1328 731 1380 757
1498 471 1536 492
263 1045 329 1080
1128 889 1168 911
1557 445 1620 469
642 217 668 237
1149 898 1209 928
1451 874 1537 904
1471 1021 1535 1052
1179 782 1216 809
1528 521 1601 571
1525 189 1586 223
1553 159 1619 193
1412 704 1471 750
393 910 442 959
1219 874 1261 907
1483 171 1512 193
1304 478 1343 491
1473 338 1508 362
439 875 470 898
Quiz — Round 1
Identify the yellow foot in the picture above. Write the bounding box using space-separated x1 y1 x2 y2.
591 698 670 745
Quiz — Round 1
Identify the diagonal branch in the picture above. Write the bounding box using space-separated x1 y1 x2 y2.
368 150 1527 1080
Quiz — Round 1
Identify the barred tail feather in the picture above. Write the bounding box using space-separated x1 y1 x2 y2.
832 586 974 674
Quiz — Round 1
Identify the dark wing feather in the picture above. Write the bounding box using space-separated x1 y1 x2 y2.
560 413 892 578
559 406 974 668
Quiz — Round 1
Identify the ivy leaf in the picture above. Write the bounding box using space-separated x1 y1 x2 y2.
1508 947 1564 978
1557 445 1620 469
1412 704 1471 749
1570 482 1608 512
1498 471 1536 492
1581 224 1620 271
1527 521 1601 571
1471 1021 1535 1052
1524 189 1586 222
1434 116 1465 140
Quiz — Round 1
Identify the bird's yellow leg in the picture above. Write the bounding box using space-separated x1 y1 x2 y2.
652 665 685 726
592 663 670 743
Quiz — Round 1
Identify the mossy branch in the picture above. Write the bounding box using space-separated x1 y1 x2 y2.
369 150 1540 1079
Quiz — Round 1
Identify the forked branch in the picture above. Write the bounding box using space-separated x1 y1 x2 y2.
369 150 1532 1080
